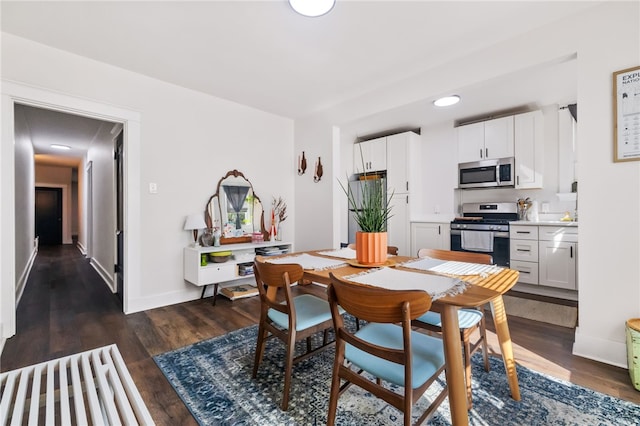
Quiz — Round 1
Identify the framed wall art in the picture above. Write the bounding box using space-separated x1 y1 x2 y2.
613 65 640 162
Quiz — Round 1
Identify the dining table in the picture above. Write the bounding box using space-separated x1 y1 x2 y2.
264 248 521 426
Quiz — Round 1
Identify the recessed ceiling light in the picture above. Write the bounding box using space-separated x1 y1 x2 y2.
50 144 71 150
433 95 461 107
289 0 335 17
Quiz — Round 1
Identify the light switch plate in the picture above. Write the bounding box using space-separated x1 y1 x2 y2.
149 182 158 194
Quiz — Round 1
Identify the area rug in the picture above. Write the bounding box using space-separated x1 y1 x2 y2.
500 295 578 328
153 324 639 426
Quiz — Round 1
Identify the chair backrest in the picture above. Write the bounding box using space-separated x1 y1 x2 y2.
347 243 399 256
253 257 304 316
417 248 492 265
327 273 432 324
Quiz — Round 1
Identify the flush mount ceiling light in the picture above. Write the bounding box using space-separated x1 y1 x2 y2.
289 0 335 17
50 144 71 150
433 95 461 107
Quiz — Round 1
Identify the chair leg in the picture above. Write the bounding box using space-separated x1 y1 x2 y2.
479 317 490 372
327 354 344 426
281 331 297 411
463 336 474 408
252 323 268 378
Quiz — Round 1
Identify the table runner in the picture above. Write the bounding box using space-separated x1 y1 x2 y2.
265 253 346 270
401 257 503 277
346 267 469 300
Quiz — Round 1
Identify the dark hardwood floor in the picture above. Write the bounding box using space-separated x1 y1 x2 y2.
2 245 639 425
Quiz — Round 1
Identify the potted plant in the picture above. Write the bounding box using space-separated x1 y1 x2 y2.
340 157 393 266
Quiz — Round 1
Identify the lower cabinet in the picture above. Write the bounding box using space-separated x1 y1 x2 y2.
539 240 577 290
410 222 451 256
509 225 577 291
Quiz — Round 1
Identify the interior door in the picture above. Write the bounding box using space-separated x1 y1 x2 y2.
35 187 63 245
115 130 124 301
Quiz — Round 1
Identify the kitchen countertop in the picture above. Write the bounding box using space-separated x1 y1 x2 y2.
510 220 578 227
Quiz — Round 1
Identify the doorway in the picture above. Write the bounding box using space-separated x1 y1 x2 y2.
115 130 124 302
35 187 63 245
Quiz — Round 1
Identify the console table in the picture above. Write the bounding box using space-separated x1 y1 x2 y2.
183 241 292 304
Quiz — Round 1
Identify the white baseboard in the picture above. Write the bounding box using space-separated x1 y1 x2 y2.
90 258 115 292
573 326 628 369
76 241 87 255
15 246 38 306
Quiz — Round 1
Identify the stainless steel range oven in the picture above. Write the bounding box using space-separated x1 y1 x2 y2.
450 202 518 267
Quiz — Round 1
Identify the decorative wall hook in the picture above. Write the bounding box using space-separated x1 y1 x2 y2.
314 157 323 183
297 151 307 175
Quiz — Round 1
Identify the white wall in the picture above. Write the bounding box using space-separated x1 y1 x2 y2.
86 137 115 288
13 106 36 303
1 33 294 314
296 2 639 367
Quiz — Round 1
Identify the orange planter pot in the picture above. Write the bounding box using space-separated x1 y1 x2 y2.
355 231 388 266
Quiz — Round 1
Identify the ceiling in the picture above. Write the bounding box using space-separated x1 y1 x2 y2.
2 1 593 154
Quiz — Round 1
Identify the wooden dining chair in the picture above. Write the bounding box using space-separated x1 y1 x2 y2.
347 243 398 255
413 248 492 407
252 258 337 410
326 273 448 426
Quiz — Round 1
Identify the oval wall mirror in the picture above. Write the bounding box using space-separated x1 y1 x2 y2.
204 170 267 244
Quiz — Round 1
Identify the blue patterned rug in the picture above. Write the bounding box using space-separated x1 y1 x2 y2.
153 324 640 425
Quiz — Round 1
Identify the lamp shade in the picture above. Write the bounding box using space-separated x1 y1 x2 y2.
289 0 335 17
184 213 206 231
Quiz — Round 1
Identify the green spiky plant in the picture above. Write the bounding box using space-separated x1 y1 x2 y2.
339 147 394 232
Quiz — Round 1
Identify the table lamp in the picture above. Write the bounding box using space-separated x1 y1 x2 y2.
184 213 207 247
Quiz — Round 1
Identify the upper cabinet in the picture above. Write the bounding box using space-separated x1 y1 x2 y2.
386 131 421 195
514 110 544 189
353 136 387 173
457 116 514 163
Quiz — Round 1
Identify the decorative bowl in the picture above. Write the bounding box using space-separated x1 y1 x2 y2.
209 251 232 263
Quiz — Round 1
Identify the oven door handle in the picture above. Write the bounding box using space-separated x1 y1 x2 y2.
450 229 509 238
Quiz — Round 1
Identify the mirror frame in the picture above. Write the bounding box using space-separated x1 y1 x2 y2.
204 169 268 243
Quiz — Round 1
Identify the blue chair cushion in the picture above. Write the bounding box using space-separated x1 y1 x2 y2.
345 323 445 389
416 309 483 330
268 294 342 331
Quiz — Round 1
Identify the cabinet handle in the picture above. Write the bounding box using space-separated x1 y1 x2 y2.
570 246 573 258
517 248 531 252
517 175 520 186
406 195 408 204
517 270 530 274
485 148 488 158
516 231 530 234
406 182 409 191
480 148 483 158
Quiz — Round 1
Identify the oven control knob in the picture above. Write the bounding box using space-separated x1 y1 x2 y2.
489 225 495 230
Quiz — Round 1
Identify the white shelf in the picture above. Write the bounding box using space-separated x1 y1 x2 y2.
184 241 292 303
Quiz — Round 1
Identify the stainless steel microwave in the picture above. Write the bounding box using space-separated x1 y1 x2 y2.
458 157 515 189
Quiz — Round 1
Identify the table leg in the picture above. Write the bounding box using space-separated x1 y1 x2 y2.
490 295 521 401
201 285 207 299
441 305 469 426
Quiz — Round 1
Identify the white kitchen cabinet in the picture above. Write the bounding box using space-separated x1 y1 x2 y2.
410 222 450 256
354 137 387 173
515 110 544 189
387 193 410 256
386 132 420 194
458 116 514 163
509 224 578 292
538 226 578 290
539 241 577 290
